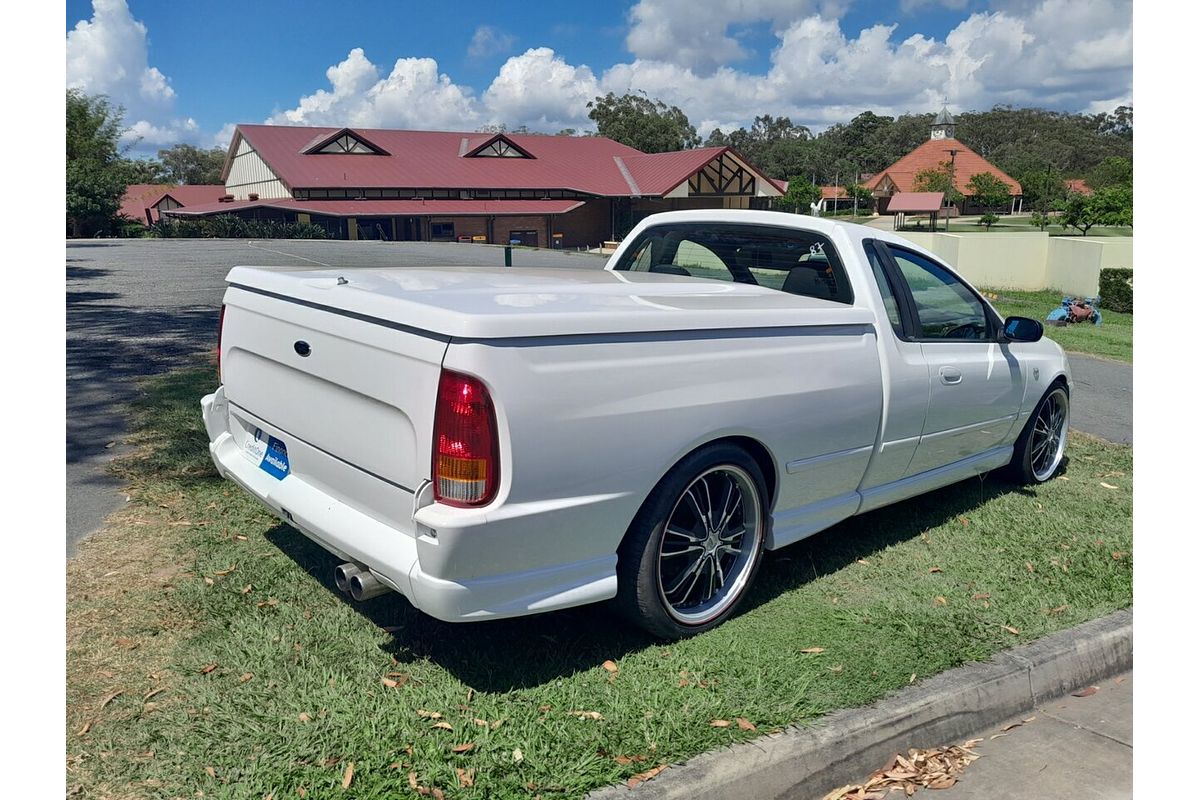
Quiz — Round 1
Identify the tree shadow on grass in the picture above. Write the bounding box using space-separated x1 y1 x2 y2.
262 469 1045 692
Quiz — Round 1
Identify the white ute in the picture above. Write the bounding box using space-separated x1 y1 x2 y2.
202 210 1071 638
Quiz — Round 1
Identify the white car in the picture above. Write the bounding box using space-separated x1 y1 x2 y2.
202 210 1070 638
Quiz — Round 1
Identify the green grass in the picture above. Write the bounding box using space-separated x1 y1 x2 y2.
983 288 1132 362
67 365 1132 799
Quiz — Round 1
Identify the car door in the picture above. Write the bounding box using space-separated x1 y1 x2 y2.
880 244 1024 476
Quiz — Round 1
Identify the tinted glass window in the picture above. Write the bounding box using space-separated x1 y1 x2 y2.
886 246 989 340
864 244 903 336
613 223 853 304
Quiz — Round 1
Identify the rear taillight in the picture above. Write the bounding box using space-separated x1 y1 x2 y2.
432 369 499 507
216 304 226 383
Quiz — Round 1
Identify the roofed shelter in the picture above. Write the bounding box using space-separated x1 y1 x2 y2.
865 108 1022 216
163 125 782 247
886 192 946 230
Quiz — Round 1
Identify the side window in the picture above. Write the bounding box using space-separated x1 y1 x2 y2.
864 244 903 336
886 246 989 340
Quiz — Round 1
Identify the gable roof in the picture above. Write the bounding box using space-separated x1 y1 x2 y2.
864 138 1021 195
227 125 779 198
119 183 175 223
301 127 390 155
886 192 945 213
155 185 228 207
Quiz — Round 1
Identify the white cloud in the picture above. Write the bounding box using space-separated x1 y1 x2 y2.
120 118 199 147
468 25 517 59
66 0 205 150
483 48 600 130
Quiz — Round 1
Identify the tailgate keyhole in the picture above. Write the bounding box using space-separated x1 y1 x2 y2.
293 341 312 357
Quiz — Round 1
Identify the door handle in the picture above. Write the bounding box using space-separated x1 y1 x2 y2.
939 366 963 385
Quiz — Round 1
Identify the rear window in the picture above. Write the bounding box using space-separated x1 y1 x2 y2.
612 222 853 304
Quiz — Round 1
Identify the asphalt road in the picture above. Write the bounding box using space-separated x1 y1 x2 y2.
66 238 1133 554
65 239 604 554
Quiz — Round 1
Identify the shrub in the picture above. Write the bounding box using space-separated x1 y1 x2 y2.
1099 268 1133 313
150 215 329 240
977 213 1000 230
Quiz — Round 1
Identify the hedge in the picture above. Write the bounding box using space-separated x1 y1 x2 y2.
150 215 329 240
1099 267 1133 313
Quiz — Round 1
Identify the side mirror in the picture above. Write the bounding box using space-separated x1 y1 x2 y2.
1002 315 1043 343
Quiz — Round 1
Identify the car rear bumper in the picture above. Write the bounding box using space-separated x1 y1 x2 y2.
202 388 618 622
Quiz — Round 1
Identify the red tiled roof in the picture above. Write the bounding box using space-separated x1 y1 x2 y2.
232 125 651 196
162 198 585 218
1064 179 1093 195
886 192 945 213
865 138 1021 195
820 185 847 200
228 125 778 199
119 183 174 223
155 185 227 207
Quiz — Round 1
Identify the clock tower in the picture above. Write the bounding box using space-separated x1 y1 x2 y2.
930 106 956 140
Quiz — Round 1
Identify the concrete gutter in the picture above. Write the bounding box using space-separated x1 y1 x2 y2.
589 609 1132 800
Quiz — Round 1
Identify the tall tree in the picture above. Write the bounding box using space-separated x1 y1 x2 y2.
66 89 127 237
967 172 1012 211
587 92 700 153
157 144 227 185
1086 156 1132 191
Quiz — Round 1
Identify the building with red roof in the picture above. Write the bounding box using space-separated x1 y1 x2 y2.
119 183 227 225
163 125 781 246
864 108 1022 215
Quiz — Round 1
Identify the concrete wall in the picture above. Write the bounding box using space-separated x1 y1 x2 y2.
891 230 1132 295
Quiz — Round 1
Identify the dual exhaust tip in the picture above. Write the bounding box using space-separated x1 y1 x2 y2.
333 562 391 601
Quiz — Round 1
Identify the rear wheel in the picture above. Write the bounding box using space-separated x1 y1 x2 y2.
617 444 767 639
1006 384 1069 484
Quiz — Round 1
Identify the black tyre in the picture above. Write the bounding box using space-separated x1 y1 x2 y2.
1005 384 1069 484
616 443 768 639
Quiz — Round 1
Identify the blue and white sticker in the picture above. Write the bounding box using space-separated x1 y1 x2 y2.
259 436 291 480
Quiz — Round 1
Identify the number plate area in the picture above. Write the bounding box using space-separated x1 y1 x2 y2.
238 422 291 480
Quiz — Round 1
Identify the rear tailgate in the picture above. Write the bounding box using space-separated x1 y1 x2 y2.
219 269 448 533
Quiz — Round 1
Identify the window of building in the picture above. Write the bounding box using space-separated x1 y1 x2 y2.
431 221 455 239
466 135 533 159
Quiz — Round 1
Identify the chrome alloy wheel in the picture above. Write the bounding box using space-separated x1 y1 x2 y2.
1031 388 1069 482
656 465 763 626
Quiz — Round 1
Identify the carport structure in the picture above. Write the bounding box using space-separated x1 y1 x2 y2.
886 192 946 231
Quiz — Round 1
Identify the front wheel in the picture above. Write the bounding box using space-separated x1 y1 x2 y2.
616 444 767 639
1005 384 1069 484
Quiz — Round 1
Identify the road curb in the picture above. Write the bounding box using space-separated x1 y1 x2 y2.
588 609 1132 800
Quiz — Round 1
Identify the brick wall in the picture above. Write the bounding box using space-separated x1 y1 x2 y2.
493 215 548 247
431 216 487 241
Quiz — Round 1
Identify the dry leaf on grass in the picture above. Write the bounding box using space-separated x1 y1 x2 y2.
97 690 124 710
614 755 648 765
856 559 870 566
238 673 254 683
416 709 443 719
800 647 825 654
341 762 355 789
736 717 757 731
934 596 947 606
199 662 218 674
456 768 474 788
298 712 312 723
928 567 943 573
512 748 524 763
626 764 668 789
214 564 237 576
602 659 619 675
450 743 475 754
1100 482 1119 490
143 687 167 701
710 719 731 728
204 766 216 779
1001 625 1020 635
972 593 990 600
1072 686 1099 698
432 721 453 731
381 677 400 688
569 710 603 720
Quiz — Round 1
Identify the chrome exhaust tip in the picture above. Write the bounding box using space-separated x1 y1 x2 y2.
349 569 391 601
333 562 362 593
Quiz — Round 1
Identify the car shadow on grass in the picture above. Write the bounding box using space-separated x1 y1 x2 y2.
261 468 1045 692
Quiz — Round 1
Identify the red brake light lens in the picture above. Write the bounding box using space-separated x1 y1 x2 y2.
433 370 499 507
217 304 226 382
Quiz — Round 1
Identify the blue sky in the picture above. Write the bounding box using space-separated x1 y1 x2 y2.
65 0 1132 154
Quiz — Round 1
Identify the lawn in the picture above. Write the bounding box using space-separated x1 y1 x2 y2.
67 365 1132 799
982 287 1132 362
